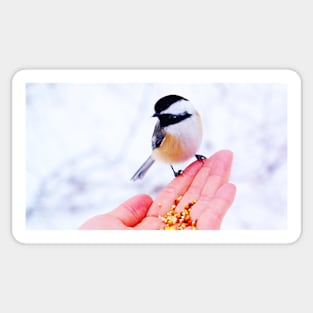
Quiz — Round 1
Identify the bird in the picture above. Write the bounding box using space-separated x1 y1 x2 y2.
131 94 205 181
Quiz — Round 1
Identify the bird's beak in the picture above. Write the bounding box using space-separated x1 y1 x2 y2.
152 112 160 118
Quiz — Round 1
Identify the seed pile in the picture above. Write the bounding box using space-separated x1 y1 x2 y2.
159 195 197 230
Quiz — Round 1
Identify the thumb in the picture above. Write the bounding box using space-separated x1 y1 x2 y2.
109 194 153 227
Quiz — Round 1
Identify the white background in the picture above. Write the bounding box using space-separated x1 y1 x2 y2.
0 1 311 313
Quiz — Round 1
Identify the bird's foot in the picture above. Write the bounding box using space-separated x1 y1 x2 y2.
195 154 206 161
171 165 183 177
174 169 184 177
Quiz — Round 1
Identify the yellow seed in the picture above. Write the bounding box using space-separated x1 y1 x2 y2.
159 195 199 230
175 195 183 205
165 225 178 230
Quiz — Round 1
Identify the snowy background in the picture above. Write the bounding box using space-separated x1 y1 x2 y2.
26 83 287 230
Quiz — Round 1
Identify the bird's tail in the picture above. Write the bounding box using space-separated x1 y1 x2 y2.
131 156 155 181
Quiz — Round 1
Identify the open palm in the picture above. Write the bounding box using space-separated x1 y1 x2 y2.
80 150 236 230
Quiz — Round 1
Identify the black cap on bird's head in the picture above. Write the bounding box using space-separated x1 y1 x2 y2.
152 95 193 128
154 95 188 114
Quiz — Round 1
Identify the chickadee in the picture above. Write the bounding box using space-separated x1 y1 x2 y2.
131 94 205 181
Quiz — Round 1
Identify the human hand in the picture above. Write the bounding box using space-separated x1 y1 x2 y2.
80 150 236 230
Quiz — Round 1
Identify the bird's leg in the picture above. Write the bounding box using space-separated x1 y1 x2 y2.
170 165 183 177
195 154 206 161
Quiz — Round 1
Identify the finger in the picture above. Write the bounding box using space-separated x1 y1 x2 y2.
79 214 127 229
148 159 204 217
108 194 153 227
176 150 233 213
200 150 233 198
134 216 164 230
196 183 237 230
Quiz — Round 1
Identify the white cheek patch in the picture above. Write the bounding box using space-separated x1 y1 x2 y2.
162 100 195 115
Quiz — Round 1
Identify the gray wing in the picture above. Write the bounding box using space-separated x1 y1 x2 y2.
152 121 165 149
